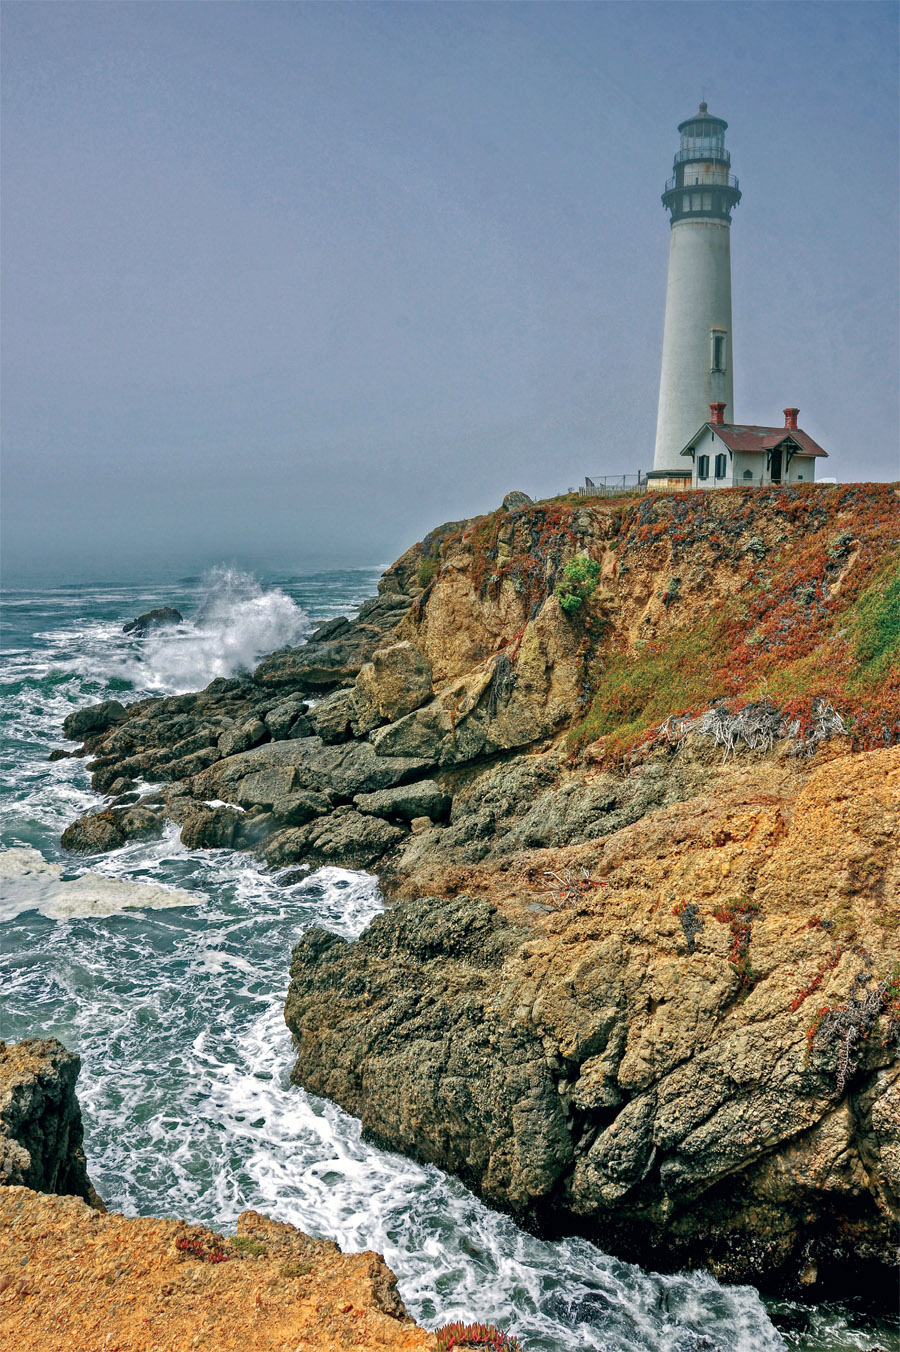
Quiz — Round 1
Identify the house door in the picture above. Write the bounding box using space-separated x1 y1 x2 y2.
770 447 783 483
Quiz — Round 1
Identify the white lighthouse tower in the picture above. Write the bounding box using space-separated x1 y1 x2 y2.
649 103 741 486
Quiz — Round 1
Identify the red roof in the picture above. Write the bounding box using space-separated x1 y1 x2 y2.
681 424 828 457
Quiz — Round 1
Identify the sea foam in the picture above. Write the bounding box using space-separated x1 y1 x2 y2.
0 847 201 920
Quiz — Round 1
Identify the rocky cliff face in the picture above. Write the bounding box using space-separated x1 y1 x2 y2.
286 747 900 1300
55 484 900 1298
0 1039 103 1209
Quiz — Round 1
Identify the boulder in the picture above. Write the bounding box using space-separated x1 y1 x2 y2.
502 491 534 512
309 688 356 744
217 718 267 758
264 696 310 741
63 700 128 742
179 804 243 850
233 767 299 809
264 809 405 870
271 790 332 827
61 806 164 854
195 737 432 803
352 642 433 732
122 607 183 636
353 780 449 823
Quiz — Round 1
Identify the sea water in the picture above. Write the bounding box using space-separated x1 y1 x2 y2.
0 567 895 1352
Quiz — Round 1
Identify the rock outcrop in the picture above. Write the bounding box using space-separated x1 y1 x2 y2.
0 1040 103 1209
0 1188 435 1351
55 484 900 1297
286 747 900 1302
122 606 183 635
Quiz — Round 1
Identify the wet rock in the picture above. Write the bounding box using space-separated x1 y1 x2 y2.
179 803 243 850
352 642 433 731
62 700 128 741
285 895 568 1208
271 790 333 827
265 809 405 870
122 606 183 635
61 806 164 854
353 779 449 823
0 1038 103 1208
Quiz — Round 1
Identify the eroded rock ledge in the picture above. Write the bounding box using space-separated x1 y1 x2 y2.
0 1188 433 1351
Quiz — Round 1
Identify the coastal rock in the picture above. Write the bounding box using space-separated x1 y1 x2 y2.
0 1039 103 1208
196 737 432 803
0 1188 433 1352
122 606 183 635
179 803 243 850
217 717 267 757
286 748 900 1299
352 641 433 731
354 779 449 823
502 491 534 512
63 700 128 742
265 808 405 870
263 695 309 740
309 687 356 744
60 805 165 855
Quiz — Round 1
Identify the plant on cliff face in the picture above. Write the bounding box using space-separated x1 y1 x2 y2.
435 1322 526 1352
805 962 900 1094
555 554 602 612
672 899 703 953
712 897 762 1000
543 867 607 909
174 1232 229 1263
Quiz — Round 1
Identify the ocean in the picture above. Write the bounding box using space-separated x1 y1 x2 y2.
0 565 894 1352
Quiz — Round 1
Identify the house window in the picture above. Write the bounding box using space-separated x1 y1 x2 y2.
710 331 726 372
743 469 753 480
714 453 727 479
698 455 710 481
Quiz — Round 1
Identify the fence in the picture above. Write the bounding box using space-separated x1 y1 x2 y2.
578 475 648 498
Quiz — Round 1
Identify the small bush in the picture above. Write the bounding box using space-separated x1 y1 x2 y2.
227 1236 268 1258
556 554 601 613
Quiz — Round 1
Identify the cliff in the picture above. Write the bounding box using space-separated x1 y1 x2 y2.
0 1038 103 1209
55 483 900 1298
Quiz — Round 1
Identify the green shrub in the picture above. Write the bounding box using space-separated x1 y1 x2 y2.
556 555 601 612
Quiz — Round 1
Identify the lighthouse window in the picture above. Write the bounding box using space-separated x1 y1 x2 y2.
710 331 726 372
698 455 710 481
702 192 713 211
683 194 691 212
692 193 702 211
714 454 727 479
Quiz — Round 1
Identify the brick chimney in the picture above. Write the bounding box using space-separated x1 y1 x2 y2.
709 402 726 425
783 407 799 429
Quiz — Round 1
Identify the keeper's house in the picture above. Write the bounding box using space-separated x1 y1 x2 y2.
679 403 828 489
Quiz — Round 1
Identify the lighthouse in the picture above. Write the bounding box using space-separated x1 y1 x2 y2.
649 103 741 487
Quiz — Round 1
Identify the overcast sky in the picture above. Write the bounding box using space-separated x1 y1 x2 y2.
2 1 897 579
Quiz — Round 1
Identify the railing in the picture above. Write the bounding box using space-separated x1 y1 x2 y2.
665 172 740 193
579 475 647 498
675 144 730 166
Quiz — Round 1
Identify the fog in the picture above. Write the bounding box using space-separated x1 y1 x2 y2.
2 1 897 581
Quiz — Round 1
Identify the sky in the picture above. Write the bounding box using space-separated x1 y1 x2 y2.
2 0 898 579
